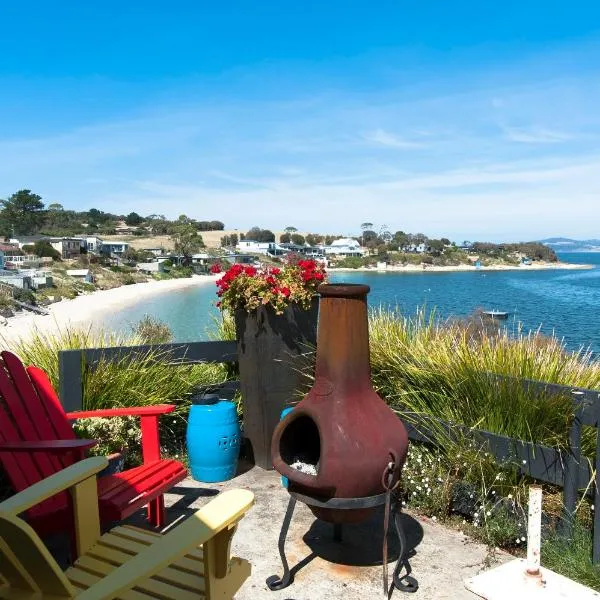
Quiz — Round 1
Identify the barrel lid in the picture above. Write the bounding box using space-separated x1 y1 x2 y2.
191 393 220 405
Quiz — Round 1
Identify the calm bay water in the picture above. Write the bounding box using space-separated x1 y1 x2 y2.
106 252 600 353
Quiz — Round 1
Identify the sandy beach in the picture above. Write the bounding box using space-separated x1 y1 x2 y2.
0 274 220 348
328 261 593 273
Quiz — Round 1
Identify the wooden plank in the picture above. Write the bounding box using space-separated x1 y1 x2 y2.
402 412 593 489
58 350 84 412
70 474 101 557
81 340 237 368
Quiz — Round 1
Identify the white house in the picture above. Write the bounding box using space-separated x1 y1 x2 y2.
136 262 165 274
49 237 81 259
66 269 94 283
84 236 103 254
323 238 364 257
236 240 286 256
101 241 130 256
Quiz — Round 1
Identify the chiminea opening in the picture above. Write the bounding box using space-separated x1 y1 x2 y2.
279 415 320 476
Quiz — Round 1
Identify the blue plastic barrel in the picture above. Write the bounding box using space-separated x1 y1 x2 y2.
187 393 241 483
280 407 294 487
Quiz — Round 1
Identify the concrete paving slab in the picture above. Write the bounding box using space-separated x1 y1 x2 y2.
127 461 510 599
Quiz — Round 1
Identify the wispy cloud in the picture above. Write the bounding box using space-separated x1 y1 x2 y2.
362 128 425 149
503 126 572 144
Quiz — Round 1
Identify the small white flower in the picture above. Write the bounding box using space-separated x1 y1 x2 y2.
522 460 527 465
474 512 479 518
486 511 491 517
491 491 496 495
592 505 595 511
521 536 526 542
516 539 521 544
432 516 437 522
469 494 474 499
462 519 467 524
508 494 513 499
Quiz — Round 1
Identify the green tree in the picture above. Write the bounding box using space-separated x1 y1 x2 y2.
305 233 323 246
125 212 144 226
0 190 45 236
47 203 64 211
279 232 291 244
23 241 61 260
173 224 205 264
284 226 298 233
291 233 306 245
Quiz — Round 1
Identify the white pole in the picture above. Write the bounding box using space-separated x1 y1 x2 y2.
526 485 543 576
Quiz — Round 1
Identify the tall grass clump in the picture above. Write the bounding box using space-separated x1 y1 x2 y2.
369 307 600 450
12 324 230 410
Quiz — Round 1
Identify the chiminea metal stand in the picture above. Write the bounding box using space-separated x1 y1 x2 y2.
266 487 418 595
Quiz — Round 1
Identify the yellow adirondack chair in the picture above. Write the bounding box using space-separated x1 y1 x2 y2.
0 456 254 599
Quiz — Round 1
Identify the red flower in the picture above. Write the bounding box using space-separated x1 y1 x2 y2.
280 286 291 297
210 263 222 274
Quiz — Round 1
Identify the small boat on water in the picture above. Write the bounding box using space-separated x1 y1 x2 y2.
483 310 509 319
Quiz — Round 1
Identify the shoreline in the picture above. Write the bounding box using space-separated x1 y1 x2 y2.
328 261 593 273
0 274 220 347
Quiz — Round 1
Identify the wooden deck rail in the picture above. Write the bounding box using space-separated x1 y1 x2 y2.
58 341 239 412
400 375 600 562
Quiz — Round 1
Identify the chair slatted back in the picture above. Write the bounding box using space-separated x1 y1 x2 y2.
0 511 74 598
0 351 76 516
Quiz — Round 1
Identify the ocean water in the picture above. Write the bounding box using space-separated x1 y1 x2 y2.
105 252 600 353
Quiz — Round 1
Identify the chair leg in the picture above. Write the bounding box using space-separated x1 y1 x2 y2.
148 495 165 528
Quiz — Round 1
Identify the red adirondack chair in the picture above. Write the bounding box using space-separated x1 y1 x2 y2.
0 350 187 544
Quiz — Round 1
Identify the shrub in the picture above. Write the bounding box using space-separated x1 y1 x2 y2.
132 315 173 344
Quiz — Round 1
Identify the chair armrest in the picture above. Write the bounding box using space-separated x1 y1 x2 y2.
67 405 176 420
0 439 97 454
75 489 255 600
0 456 108 516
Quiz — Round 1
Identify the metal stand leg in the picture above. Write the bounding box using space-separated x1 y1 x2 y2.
392 503 418 593
266 496 297 591
333 523 343 542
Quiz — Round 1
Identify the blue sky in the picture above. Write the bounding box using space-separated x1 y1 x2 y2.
1 1 599 241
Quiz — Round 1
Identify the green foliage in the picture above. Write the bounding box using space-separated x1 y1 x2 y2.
369 308 600 451
291 233 306 245
31 240 61 259
131 315 173 344
542 521 600 590
125 212 144 226
12 288 36 305
0 189 45 236
335 256 365 268
12 325 230 411
172 224 205 261
245 226 275 242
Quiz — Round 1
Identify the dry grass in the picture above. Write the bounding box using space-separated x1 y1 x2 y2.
102 229 315 250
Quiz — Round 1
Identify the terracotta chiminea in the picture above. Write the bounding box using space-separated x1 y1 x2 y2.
271 283 410 523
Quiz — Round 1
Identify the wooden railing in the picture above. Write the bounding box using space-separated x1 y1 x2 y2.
58 341 238 412
58 344 600 561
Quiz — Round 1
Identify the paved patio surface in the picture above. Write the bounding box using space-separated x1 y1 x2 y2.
127 460 510 600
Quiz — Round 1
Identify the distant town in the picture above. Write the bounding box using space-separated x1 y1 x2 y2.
0 189 559 317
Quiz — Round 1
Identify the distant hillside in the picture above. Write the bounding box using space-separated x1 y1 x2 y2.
540 238 600 252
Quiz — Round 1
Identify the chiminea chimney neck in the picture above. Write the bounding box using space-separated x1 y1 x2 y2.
314 284 372 393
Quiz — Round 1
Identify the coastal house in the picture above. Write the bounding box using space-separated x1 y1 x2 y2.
49 237 81 259
101 241 130 257
84 236 104 254
66 268 94 283
236 240 286 256
136 262 165 274
142 247 164 257
3 252 53 270
323 238 365 257
16 269 53 289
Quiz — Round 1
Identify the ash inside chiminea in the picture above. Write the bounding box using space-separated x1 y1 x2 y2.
279 415 320 476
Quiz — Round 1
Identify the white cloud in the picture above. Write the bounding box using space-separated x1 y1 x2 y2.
503 127 572 144
362 128 425 149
